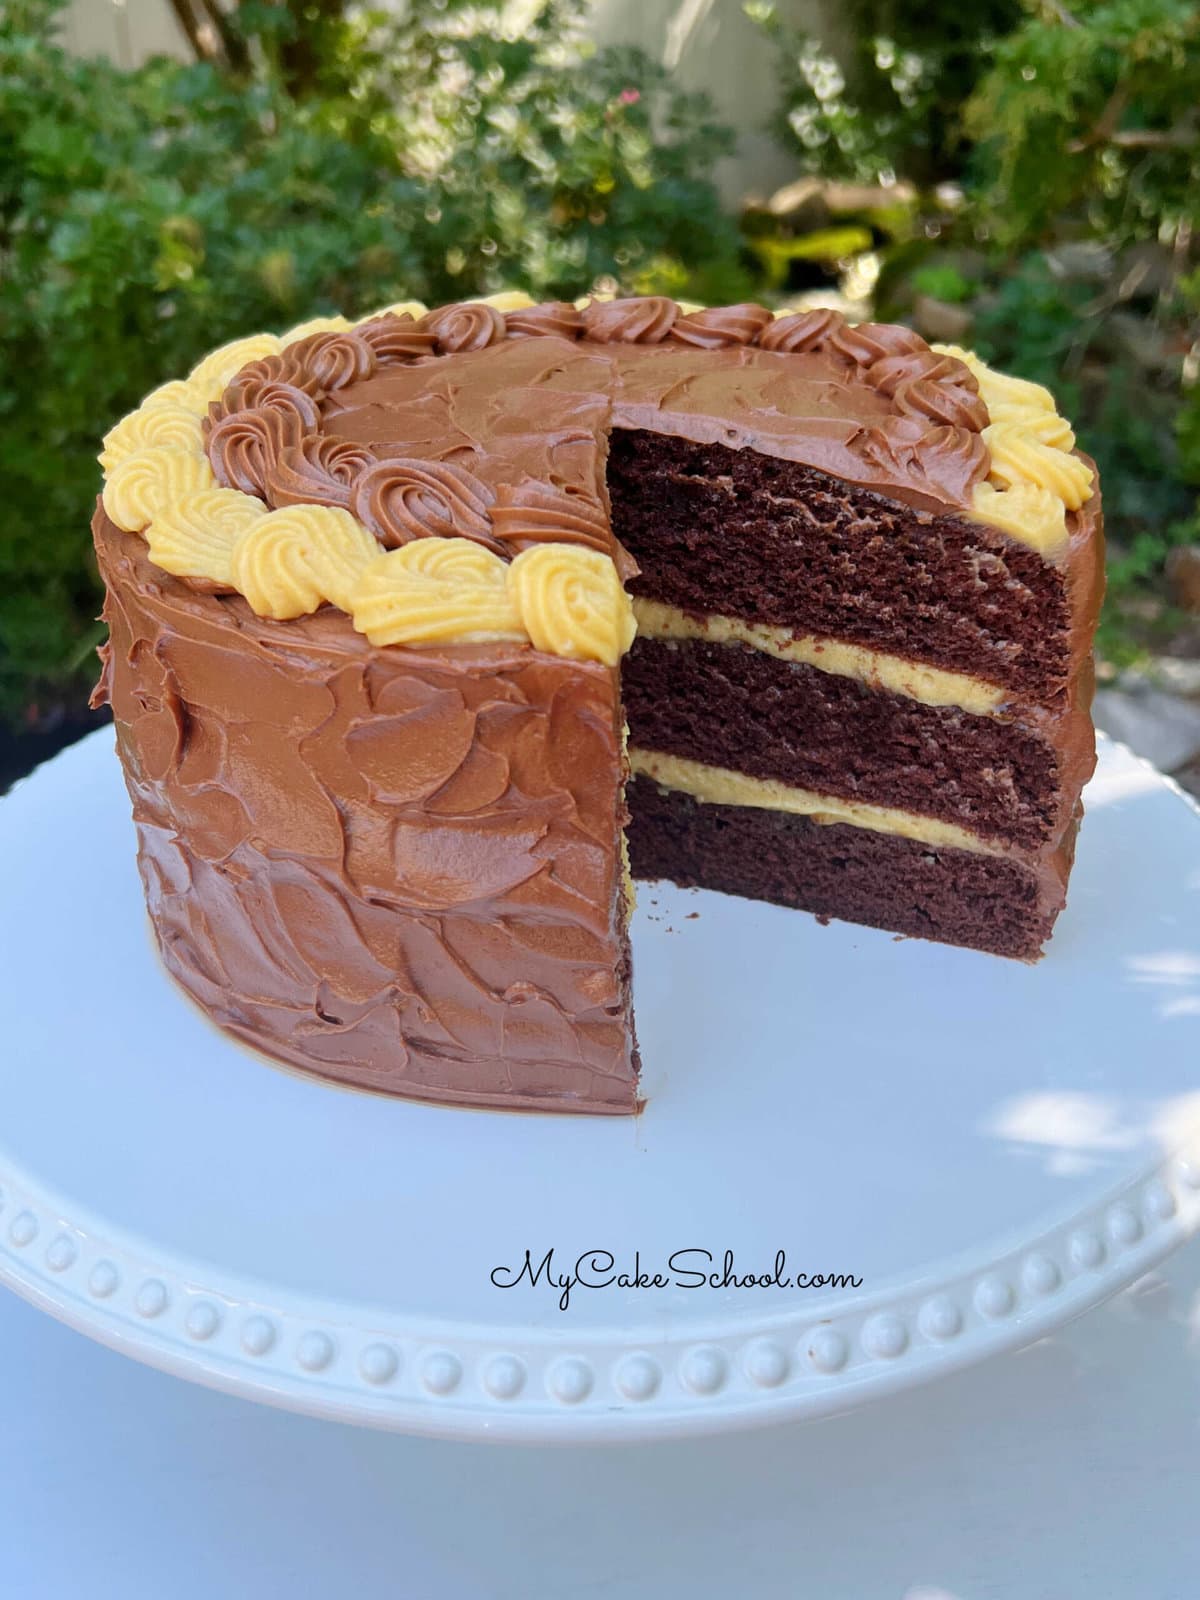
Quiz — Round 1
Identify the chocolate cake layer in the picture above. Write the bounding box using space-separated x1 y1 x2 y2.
622 635 1076 849
610 430 1099 706
626 776 1068 960
92 509 639 1114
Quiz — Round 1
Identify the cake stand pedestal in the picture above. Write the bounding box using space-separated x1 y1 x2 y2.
2 731 1199 1443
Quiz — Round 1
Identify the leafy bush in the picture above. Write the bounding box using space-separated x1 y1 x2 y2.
757 0 1200 659
748 0 1020 187
0 0 742 725
965 0 1200 253
966 0 1200 640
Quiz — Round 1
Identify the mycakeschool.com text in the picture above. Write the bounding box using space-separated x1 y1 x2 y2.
489 1249 864 1311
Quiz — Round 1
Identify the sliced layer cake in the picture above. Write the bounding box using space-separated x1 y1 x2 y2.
92 296 1104 1111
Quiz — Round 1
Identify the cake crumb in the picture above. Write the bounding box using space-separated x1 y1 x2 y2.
685 911 699 920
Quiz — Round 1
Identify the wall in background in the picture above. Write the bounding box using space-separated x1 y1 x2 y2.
60 0 181 64
59 0 826 204
586 0 827 203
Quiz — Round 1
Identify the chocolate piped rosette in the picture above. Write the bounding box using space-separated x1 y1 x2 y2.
93 293 1103 1113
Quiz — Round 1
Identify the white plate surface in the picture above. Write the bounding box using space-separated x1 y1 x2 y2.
1 730 1199 1441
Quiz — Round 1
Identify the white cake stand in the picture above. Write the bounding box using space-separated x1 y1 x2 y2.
2 730 1199 1442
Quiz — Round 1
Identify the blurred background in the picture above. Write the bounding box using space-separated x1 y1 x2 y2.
3 0 1199 795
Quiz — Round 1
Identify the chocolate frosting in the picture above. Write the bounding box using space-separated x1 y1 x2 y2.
505 301 585 341
583 295 679 344
420 300 506 353
355 314 438 362
300 330 377 390
669 302 774 348
758 308 845 353
92 508 638 1113
207 401 312 498
490 482 612 557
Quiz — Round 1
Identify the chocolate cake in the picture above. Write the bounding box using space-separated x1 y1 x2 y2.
92 294 1104 1113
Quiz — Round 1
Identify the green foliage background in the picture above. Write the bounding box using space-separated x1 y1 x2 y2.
0 0 744 724
3 0 1199 726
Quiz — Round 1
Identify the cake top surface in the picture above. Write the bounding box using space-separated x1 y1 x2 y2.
322 330 991 528
98 293 1098 660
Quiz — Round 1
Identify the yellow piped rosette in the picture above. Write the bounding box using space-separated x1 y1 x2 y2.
932 343 1095 556
146 488 266 585
229 506 381 619
101 447 218 531
187 334 283 402
96 296 634 667
348 538 633 664
507 544 636 665
352 539 525 646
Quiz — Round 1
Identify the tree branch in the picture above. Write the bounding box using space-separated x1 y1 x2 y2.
1107 125 1196 149
277 0 348 99
1043 0 1082 28
197 0 251 76
167 0 217 65
1067 80 1195 156
167 0 250 76
1067 85 1129 153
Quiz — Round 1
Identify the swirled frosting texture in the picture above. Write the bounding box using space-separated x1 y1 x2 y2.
92 509 637 1113
145 487 266 585
189 334 282 399
982 421 1094 509
100 402 205 474
582 296 678 344
669 303 773 348
421 301 506 353
352 457 498 550
490 484 611 556
264 436 375 510
102 447 217 531
207 403 314 499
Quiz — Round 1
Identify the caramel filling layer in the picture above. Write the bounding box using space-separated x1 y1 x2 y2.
630 599 1008 716
627 749 1001 857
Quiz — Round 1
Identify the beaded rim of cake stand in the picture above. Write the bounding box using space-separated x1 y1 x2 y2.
2 1139 1197 1441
